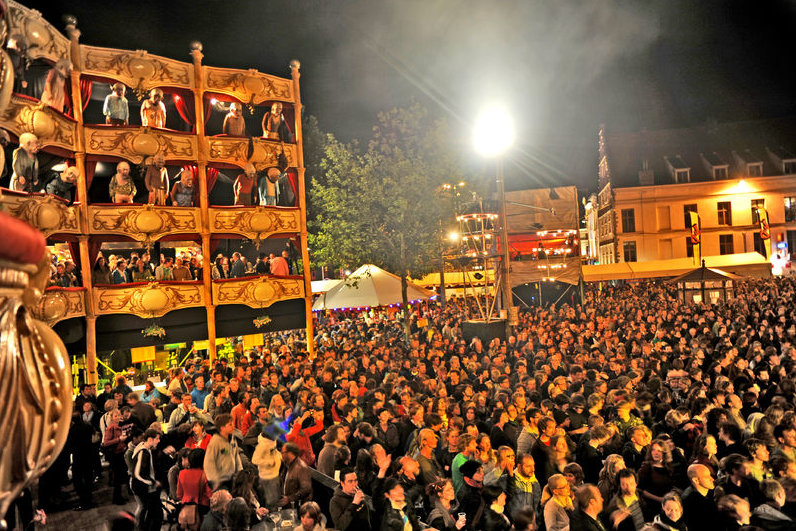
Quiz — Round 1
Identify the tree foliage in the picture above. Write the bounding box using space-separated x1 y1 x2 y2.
309 103 465 278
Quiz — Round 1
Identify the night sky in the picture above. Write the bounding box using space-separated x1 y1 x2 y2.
23 0 796 191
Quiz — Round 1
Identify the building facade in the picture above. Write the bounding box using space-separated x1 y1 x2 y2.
594 120 796 267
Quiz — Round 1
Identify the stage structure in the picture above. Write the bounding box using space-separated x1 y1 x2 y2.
0 0 315 385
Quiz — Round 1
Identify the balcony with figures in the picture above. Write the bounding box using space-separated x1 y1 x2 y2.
0 0 312 355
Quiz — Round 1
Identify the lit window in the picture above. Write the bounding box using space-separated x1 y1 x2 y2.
719 234 734 255
621 209 636 233
623 241 637 262
717 202 732 226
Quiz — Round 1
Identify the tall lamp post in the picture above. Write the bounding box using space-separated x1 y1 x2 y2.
474 105 516 337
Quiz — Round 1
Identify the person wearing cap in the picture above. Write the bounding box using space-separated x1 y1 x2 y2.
103 82 129 125
456 460 483 527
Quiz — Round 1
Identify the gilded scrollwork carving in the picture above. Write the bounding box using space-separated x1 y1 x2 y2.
0 95 77 150
6 1 71 64
210 206 300 241
85 126 196 162
32 287 86 324
95 281 204 318
81 46 193 96
204 66 293 107
212 276 304 309
90 204 200 244
3 193 80 236
206 137 297 171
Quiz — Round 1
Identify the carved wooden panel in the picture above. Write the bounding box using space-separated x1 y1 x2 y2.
33 288 86 325
94 281 204 318
210 206 300 240
2 193 81 236
0 95 77 151
80 45 193 95
212 276 304 309
89 204 200 244
204 66 294 106
7 1 71 64
206 136 298 170
84 126 197 163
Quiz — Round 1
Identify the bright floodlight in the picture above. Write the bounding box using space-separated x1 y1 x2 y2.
447 230 460 242
473 104 515 157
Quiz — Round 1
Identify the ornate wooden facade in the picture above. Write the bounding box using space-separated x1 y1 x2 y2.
0 1 315 383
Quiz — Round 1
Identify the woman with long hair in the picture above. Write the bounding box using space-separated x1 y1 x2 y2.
476 433 497 479
426 478 466 531
549 435 572 476
639 438 677 517
690 433 719 477
597 454 626 502
92 255 111 284
230 467 269 525
101 409 129 505
472 484 512 531
176 448 212 530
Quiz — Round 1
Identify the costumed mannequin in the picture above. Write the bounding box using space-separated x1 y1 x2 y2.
45 166 79 203
140 88 166 128
6 34 29 93
258 167 279 206
108 161 136 203
0 211 73 530
40 58 71 112
222 102 246 136
145 154 169 205
0 130 10 179
170 172 197 207
261 102 292 142
233 163 256 206
103 83 129 125
10 132 39 193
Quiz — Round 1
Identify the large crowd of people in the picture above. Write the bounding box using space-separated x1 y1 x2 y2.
6 276 796 531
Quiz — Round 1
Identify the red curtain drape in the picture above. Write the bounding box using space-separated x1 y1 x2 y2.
64 79 93 117
173 93 195 131
85 160 97 189
181 164 218 193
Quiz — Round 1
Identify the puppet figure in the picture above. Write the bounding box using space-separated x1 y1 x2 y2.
108 161 136 203
10 133 39 193
145 154 169 205
140 88 166 128
223 102 246 136
40 58 71 112
103 83 130 125
261 102 292 142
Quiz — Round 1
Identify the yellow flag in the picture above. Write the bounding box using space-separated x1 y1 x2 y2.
756 207 771 259
688 211 701 266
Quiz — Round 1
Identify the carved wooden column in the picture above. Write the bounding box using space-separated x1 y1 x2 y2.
65 17 98 384
289 60 316 357
191 42 217 363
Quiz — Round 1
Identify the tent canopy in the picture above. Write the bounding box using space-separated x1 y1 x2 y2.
667 265 743 284
312 264 434 311
311 279 342 294
582 252 771 282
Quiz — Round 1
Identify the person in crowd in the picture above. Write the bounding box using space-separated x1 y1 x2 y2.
223 102 246 136
109 161 136 203
145 153 169 205
426 478 466 531
281 442 313 508
177 448 212 527
457 460 484 526
252 432 282 507
170 393 212 431
10 132 39 192
472 484 511 531
381 477 424 531
131 428 163 530
200 489 232 531
544 473 573 531
717 494 752 531
173 258 193 281
204 414 243 490
569 484 606 531
269 250 290 277
141 88 166 128
111 258 129 284
606 468 649 531
45 166 78 202
330 467 373 531
295 501 324 531
92 255 111 284
103 82 130 125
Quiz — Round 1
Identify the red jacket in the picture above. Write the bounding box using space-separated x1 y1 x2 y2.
176 468 212 506
286 417 324 467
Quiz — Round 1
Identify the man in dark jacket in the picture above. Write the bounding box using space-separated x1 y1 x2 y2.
379 477 423 531
570 485 607 531
330 468 374 530
681 464 719 531
131 429 162 530
456 460 484 527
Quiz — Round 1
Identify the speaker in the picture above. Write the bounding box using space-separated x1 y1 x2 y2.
462 319 507 343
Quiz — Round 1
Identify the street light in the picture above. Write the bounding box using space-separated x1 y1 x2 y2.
474 104 516 335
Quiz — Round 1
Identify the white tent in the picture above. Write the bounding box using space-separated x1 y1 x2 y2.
312 264 435 311
311 279 342 294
